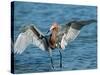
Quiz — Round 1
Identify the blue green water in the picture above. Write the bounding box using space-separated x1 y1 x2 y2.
12 1 97 74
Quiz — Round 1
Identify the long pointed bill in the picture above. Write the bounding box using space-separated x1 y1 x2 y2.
59 50 62 68
46 30 51 36
46 30 50 34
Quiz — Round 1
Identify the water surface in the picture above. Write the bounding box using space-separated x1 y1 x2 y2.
12 1 97 74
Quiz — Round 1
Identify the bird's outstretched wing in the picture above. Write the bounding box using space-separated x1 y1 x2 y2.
60 27 80 49
14 25 48 54
57 19 97 50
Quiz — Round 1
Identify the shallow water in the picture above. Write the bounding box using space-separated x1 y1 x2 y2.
12 1 97 74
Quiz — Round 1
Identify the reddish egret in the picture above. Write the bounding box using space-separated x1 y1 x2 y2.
14 19 97 69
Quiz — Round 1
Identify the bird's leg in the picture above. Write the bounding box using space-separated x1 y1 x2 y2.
58 49 63 68
49 49 54 70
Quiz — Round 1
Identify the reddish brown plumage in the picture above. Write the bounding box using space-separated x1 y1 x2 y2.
49 22 59 49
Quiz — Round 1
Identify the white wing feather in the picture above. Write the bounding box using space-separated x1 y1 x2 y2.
61 27 80 50
14 28 46 54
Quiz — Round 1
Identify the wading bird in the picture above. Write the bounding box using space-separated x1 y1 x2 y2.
14 19 97 70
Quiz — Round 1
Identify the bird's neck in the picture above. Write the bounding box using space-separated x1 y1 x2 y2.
49 30 58 49
51 30 57 38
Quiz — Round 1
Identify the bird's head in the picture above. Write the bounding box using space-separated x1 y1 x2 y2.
50 22 59 32
46 22 59 34
50 22 59 31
